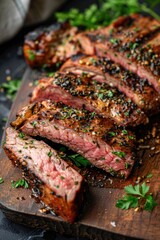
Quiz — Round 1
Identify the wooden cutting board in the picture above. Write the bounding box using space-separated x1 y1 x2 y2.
0 68 160 240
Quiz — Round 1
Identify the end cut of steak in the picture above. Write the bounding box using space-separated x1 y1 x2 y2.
24 22 80 67
31 72 148 127
79 14 160 92
4 127 84 223
61 55 160 115
11 101 136 179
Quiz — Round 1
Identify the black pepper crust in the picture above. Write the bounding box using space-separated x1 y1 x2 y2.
11 100 136 151
61 55 160 115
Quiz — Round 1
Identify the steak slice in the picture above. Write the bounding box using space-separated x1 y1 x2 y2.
11 101 136 179
31 72 148 127
4 127 84 223
61 55 160 115
24 22 80 67
81 14 160 92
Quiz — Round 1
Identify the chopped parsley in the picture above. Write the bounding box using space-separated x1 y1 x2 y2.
108 131 116 137
128 135 135 140
90 112 96 118
90 58 96 64
19 132 25 139
107 90 114 98
11 179 29 189
125 163 130 169
130 42 139 50
27 50 35 61
112 151 126 158
98 93 104 100
47 151 53 157
0 177 4 184
31 121 37 127
47 72 55 77
122 129 128 135
124 111 130 116
110 38 119 44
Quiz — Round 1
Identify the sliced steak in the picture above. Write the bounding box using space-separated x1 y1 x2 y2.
80 14 160 91
24 22 80 67
4 127 84 223
61 55 160 115
11 101 136 179
31 72 148 127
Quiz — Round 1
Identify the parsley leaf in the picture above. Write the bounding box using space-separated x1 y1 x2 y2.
68 154 91 167
116 195 138 210
125 184 141 196
144 195 157 211
58 147 91 168
141 182 150 197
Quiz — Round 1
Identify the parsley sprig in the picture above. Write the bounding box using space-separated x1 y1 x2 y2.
116 182 157 211
55 0 160 30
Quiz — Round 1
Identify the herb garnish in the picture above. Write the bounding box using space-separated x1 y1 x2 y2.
0 177 4 184
108 131 116 137
124 111 130 116
59 147 91 167
55 0 160 30
47 151 53 157
0 79 21 100
128 135 135 140
122 129 128 135
98 93 104 100
47 72 55 77
11 179 29 189
90 112 96 118
19 132 25 139
110 38 119 44
112 151 126 158
68 154 91 167
107 90 114 98
31 121 37 127
146 173 153 179
116 182 157 211
27 50 35 61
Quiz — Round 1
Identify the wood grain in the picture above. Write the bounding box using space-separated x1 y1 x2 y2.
0 68 160 240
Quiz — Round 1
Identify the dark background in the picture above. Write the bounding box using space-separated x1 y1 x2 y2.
0 1 159 239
